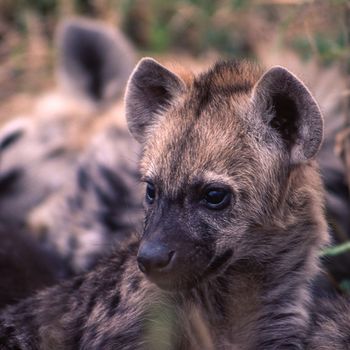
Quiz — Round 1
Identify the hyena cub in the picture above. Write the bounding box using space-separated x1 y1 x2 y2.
1 58 350 349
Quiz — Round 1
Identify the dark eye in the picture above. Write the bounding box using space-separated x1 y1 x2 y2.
203 188 230 210
146 182 156 204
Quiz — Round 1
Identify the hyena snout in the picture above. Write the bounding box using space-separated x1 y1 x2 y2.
137 230 214 290
137 242 175 275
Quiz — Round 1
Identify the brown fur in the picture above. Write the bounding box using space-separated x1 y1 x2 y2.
0 18 143 274
1 59 349 349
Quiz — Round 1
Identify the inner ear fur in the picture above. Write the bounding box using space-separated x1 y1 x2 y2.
252 66 323 164
125 58 186 144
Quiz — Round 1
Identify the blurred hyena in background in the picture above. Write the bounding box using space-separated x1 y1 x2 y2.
0 18 143 274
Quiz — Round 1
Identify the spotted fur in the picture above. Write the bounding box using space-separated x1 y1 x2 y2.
29 126 143 273
0 18 137 230
1 59 349 349
0 19 143 274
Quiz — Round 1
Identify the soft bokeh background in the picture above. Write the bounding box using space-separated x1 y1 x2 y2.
0 0 348 116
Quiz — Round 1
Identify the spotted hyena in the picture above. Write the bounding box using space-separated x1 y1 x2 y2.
0 58 350 349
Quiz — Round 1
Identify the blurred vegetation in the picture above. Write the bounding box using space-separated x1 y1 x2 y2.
1 0 349 57
0 0 349 101
0 1 349 59
0 0 347 122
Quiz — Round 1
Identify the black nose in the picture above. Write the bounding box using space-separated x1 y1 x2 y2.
137 243 175 275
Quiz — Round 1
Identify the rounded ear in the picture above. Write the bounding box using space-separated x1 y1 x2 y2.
56 18 136 105
251 66 323 164
125 58 186 144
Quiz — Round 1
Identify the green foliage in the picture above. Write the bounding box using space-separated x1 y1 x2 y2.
339 279 350 293
292 31 349 66
144 303 177 349
2 0 57 20
2 0 349 63
321 242 350 257
133 0 251 55
24 0 57 15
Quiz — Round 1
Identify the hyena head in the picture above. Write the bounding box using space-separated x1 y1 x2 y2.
125 58 326 291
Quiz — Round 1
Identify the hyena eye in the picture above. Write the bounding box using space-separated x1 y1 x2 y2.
202 188 230 210
146 182 156 204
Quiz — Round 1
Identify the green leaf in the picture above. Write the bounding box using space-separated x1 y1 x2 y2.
320 242 350 257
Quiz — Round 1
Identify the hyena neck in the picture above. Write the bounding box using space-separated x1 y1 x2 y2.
176 254 317 349
239 243 319 350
